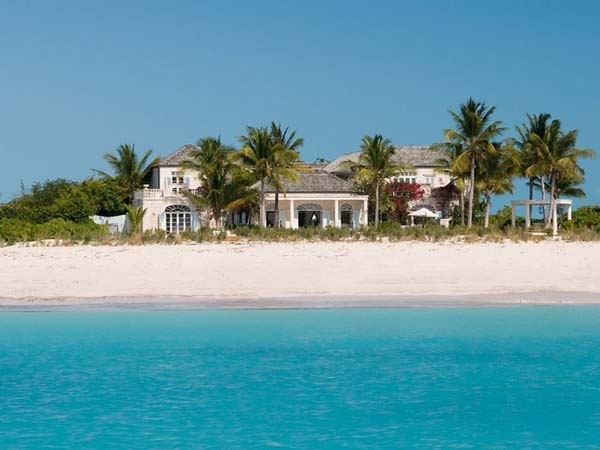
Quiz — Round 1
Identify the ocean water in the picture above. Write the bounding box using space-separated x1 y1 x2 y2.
2 307 600 449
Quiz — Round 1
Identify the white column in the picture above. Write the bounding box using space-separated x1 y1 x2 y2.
363 199 369 226
289 199 295 229
553 202 558 236
334 200 340 228
567 204 572 221
525 203 531 229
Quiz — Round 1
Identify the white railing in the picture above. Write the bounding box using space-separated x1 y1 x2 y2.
133 187 202 200
134 188 165 199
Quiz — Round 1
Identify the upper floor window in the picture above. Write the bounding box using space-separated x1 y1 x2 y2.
393 171 417 184
171 171 184 184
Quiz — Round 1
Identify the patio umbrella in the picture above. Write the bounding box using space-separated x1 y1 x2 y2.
408 208 438 218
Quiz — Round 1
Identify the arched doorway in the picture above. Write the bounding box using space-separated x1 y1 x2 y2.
165 204 191 234
297 203 322 228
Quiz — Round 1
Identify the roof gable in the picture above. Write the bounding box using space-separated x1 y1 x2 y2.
159 144 199 166
324 145 447 174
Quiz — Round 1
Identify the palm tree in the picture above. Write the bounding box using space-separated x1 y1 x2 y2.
444 98 505 227
534 170 586 200
125 204 146 242
433 142 468 225
95 144 160 204
476 141 520 228
515 113 552 219
181 137 236 228
526 120 595 228
352 134 398 228
269 122 303 228
236 126 300 227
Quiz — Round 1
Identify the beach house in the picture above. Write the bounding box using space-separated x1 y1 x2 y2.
133 144 453 233
325 146 454 220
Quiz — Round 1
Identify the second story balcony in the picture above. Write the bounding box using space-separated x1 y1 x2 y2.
133 186 201 200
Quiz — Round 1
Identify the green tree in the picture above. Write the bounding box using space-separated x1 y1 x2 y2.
182 137 236 228
125 204 146 241
352 134 399 228
433 142 468 225
443 98 505 227
269 122 303 227
95 144 160 204
526 120 595 228
515 113 552 219
236 126 300 227
476 141 520 228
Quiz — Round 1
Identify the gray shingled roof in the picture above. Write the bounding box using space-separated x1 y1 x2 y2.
256 170 357 193
159 144 199 166
324 145 447 174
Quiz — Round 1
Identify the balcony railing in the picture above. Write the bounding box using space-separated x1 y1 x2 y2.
133 187 201 200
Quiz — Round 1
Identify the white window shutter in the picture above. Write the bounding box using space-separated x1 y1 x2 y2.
191 212 199 230
159 213 166 230
352 210 360 228
323 209 330 227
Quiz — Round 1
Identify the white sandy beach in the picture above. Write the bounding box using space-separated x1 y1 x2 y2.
1 241 599 308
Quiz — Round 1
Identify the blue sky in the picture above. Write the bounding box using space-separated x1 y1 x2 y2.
1 0 599 210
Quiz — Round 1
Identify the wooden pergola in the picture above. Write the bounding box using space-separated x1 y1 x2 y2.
511 199 573 236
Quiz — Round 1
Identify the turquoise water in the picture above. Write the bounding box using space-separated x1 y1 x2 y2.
2 308 600 449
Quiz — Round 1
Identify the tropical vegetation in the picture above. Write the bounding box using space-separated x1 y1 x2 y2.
1 101 598 244
95 144 160 204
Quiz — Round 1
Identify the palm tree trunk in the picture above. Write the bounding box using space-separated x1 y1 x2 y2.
484 192 491 228
528 177 534 219
259 177 266 227
460 184 465 226
467 156 476 227
274 189 280 228
545 172 557 230
540 175 547 225
375 181 380 229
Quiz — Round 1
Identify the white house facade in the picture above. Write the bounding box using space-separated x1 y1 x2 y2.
133 144 454 234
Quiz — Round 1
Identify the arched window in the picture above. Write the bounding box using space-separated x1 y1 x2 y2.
165 205 192 234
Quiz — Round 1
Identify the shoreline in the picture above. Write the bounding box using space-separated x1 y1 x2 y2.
1 291 600 311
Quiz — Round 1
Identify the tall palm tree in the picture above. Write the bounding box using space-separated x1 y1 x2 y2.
95 144 160 204
236 126 300 227
181 137 236 227
236 127 273 227
526 120 595 228
433 142 468 225
352 134 398 228
476 141 520 228
444 98 505 227
515 113 552 219
269 122 303 228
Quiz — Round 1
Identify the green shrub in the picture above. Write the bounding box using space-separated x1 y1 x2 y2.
0 218 108 244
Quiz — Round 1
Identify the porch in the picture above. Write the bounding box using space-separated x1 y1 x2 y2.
263 194 369 229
